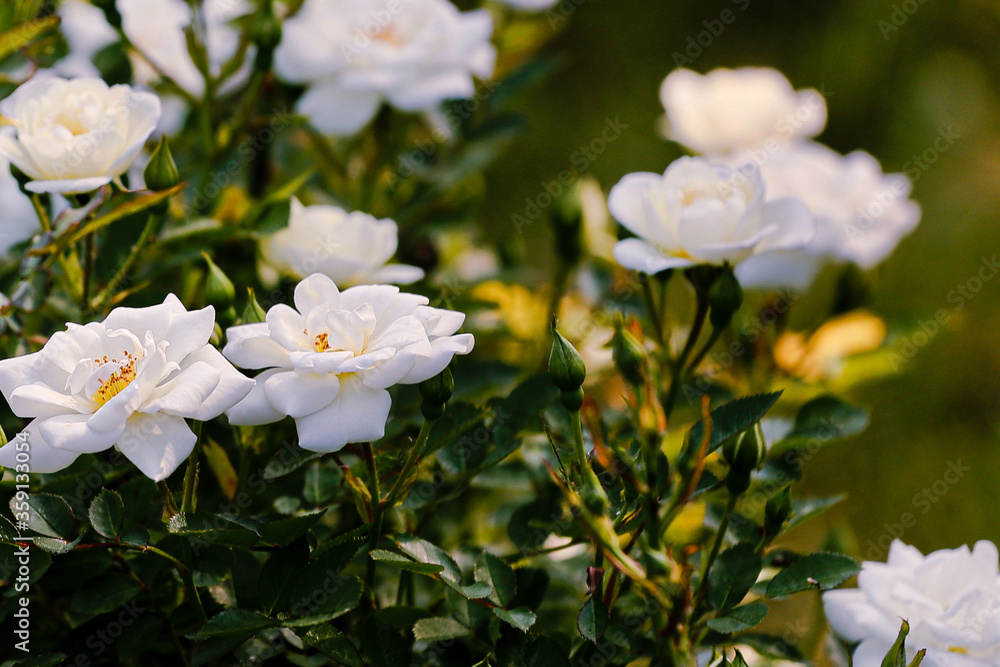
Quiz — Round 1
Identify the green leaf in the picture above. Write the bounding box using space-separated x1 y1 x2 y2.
766 552 861 597
361 615 409 667
393 534 462 583
493 607 536 632
303 460 341 505
475 551 517 606
576 596 609 642
88 488 124 540
881 620 910 667
707 542 763 611
283 575 363 625
262 444 323 480
369 548 445 575
259 538 309 614
303 625 364 666
69 574 141 618
413 616 471 642
787 495 846 530
166 511 259 547
0 15 60 61
5 654 68 667
13 493 75 539
688 391 783 454
522 636 571 667
771 396 869 454
198 609 278 637
706 601 769 633
493 375 559 448
258 510 326 546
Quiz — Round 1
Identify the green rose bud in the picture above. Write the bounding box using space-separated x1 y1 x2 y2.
708 266 743 329
419 366 454 420
251 3 283 71
722 422 766 475
549 326 587 393
144 135 179 192
202 253 235 309
241 288 267 324
611 314 646 387
764 485 794 540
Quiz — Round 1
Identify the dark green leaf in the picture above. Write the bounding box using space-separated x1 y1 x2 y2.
393 534 462 583
5 654 67 667
198 609 278 637
303 460 341 505
413 616 471 642
493 376 559 448
258 510 326 546
88 488 124 540
522 636 570 667
262 444 323 480
771 396 869 454
284 575 363 625
166 512 259 547
369 548 445 575
766 552 860 597
12 493 75 539
361 615 409 667
303 625 364 666
259 538 309 614
493 607 536 631
706 601 769 633
688 392 783 454
576 596 609 642
707 542 763 611
787 495 846 530
475 551 517 606
69 574 141 618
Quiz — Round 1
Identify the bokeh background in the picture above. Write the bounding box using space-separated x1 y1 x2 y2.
480 0 1000 560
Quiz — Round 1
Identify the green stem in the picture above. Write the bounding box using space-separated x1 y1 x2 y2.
641 279 666 348
662 295 709 418
29 193 51 231
690 495 737 616
91 212 162 310
82 232 95 309
685 326 723 378
381 419 434 510
363 442 382 604
181 421 203 514
570 410 607 512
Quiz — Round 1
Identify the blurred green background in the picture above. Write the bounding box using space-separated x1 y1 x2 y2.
480 0 1000 558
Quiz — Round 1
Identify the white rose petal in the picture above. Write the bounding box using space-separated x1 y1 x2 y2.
260 197 424 286
608 156 814 272
274 0 496 136
0 295 254 481
0 76 161 194
824 539 1000 667
223 274 475 453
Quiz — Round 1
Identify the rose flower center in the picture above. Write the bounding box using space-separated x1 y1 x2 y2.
92 350 138 406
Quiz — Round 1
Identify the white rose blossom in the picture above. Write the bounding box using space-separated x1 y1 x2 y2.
660 67 827 157
223 274 474 452
0 76 161 194
824 540 1000 667
274 0 496 135
260 198 424 286
608 156 814 273
0 296 254 481
735 141 921 289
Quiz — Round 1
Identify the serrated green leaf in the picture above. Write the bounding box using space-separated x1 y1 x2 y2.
771 396 869 454
706 601 769 633
576 596 609 642
688 391 783 454
12 493 75 539
303 625 364 666
198 609 278 637
260 538 309 614
707 542 763 611
766 552 860 597
258 510 326 546
284 575 363 625
493 607 536 631
88 488 124 540
475 551 517 606
393 534 462 583
413 616 471 642
262 444 323 480
166 512 259 547
369 548 445 575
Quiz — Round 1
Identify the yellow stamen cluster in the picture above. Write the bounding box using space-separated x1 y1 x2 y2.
92 350 137 406
314 333 330 353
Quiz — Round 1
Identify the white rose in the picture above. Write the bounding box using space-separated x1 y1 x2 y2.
117 0 253 98
274 0 496 135
0 295 254 481
0 156 40 255
0 76 161 194
660 67 826 157
736 142 921 290
608 156 814 273
824 540 1000 667
260 198 424 286
223 274 474 452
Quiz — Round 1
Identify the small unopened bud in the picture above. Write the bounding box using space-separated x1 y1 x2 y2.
611 315 646 386
202 253 235 309
549 326 586 393
764 485 794 540
708 266 743 329
419 367 454 420
241 288 267 324
722 422 766 475
144 135 179 192
251 4 283 71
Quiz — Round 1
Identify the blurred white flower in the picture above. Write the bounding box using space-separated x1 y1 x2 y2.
660 67 826 157
117 0 253 98
0 296 253 480
494 0 561 10
223 274 474 451
736 142 921 289
54 0 118 78
824 540 1000 667
260 198 424 286
0 76 161 194
608 156 813 272
0 156 40 255
274 0 496 135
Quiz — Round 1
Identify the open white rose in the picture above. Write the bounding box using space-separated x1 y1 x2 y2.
824 540 1000 667
660 67 826 157
223 274 474 452
609 156 814 273
0 295 253 480
260 198 424 286
274 0 496 135
0 76 161 194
